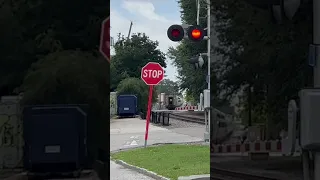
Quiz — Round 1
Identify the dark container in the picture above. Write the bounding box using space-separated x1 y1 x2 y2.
23 105 88 173
117 95 137 117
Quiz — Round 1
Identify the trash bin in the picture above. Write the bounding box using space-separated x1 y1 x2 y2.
162 113 169 126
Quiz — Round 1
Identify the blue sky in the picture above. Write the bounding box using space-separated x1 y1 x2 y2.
110 0 182 82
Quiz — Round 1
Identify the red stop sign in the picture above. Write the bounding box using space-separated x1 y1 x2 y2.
141 62 164 85
99 17 110 62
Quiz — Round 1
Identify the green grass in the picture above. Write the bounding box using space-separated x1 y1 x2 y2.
111 144 210 180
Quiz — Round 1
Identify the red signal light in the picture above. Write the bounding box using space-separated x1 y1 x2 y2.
171 29 181 37
187 25 205 42
167 25 184 42
191 29 202 39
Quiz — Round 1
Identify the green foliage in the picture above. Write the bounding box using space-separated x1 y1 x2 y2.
111 33 166 90
116 77 157 114
20 50 109 106
211 0 313 137
156 79 181 96
0 0 109 96
0 0 110 164
184 91 196 104
110 59 129 91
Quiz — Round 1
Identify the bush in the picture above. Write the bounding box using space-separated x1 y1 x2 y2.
116 77 156 115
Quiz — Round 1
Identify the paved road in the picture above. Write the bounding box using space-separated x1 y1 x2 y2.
110 118 203 151
110 117 203 180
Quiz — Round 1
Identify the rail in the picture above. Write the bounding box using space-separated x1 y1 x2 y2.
211 167 281 180
168 113 204 124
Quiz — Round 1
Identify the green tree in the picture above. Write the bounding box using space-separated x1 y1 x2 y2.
111 33 167 89
0 0 109 96
110 59 129 91
210 0 313 137
116 77 157 115
156 79 181 96
20 50 109 105
184 91 196 105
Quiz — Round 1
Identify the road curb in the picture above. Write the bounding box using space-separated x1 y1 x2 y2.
178 174 210 180
110 141 208 154
114 160 170 180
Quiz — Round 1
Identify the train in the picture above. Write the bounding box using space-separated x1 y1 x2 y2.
158 93 183 110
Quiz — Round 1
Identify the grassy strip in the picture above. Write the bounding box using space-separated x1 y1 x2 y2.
111 144 209 180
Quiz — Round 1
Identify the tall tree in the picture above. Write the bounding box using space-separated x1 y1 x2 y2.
210 0 313 137
156 79 181 96
111 33 167 89
0 0 109 96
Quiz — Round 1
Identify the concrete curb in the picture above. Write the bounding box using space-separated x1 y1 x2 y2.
110 141 208 153
114 160 170 180
177 174 210 180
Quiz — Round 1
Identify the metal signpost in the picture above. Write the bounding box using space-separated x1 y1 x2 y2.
99 17 110 62
140 62 165 147
196 0 211 141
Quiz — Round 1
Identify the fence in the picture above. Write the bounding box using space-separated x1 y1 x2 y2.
110 92 117 117
0 101 23 169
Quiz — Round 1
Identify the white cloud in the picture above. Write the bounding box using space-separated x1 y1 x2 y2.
110 1 181 81
122 1 169 22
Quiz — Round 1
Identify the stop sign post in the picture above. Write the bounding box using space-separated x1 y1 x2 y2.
141 62 164 147
99 16 110 62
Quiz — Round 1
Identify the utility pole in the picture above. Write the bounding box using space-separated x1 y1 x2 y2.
206 0 211 140
196 0 200 25
312 0 320 179
196 0 211 141
127 21 133 40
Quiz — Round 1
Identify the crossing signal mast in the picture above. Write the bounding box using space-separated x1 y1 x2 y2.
167 25 184 42
167 24 207 42
167 0 211 142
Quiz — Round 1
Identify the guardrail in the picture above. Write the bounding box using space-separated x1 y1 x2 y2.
168 113 204 124
211 140 282 153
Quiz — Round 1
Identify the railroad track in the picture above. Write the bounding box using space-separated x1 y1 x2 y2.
168 113 205 124
211 167 281 180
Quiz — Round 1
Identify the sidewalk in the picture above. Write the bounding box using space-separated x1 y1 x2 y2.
110 160 155 180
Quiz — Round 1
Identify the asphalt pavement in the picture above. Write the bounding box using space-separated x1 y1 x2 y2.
110 117 204 180
110 161 155 180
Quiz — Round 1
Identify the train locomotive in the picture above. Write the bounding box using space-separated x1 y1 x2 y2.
158 93 183 110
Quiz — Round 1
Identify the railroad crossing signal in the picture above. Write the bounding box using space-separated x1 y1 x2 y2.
167 25 185 42
99 16 110 62
167 24 206 42
141 62 165 85
187 25 205 42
